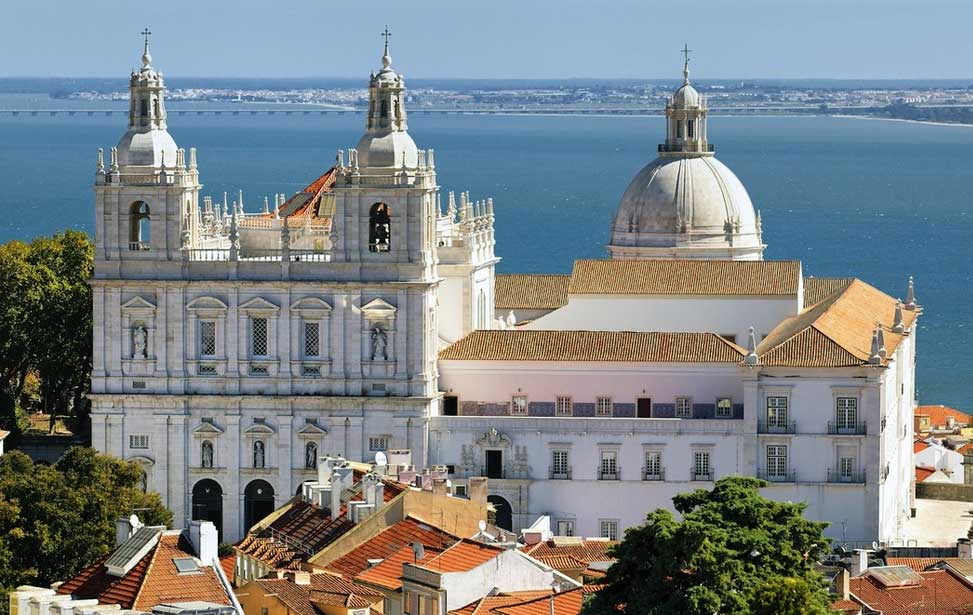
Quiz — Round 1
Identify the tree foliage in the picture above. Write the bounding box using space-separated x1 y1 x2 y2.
582 477 833 615
0 448 171 597
0 231 93 433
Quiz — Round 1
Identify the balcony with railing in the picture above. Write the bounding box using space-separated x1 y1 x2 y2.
827 469 866 484
549 466 572 480
642 467 665 481
691 467 713 481
758 469 797 483
598 466 620 481
129 241 150 251
828 421 867 436
757 420 797 434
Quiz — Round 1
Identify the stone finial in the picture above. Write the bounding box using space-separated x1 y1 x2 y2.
744 326 759 366
506 311 516 328
418 149 427 169
905 276 917 310
447 191 457 219
877 326 887 359
336 149 345 170
428 149 436 170
892 300 905 333
868 327 882 365
109 147 119 173
486 198 494 218
176 148 185 169
238 190 244 212
159 150 166 171
97 148 105 173
263 197 270 214
189 147 197 170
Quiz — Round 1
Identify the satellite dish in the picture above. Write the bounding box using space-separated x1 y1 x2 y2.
412 541 425 562
871 541 880 551
446 479 452 489
478 519 487 532
375 451 388 466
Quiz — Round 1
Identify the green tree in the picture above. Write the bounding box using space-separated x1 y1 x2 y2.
582 477 833 615
0 448 172 599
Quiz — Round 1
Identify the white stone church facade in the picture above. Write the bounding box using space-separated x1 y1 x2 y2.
90 36 918 546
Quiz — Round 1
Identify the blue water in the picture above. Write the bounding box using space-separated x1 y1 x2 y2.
1 104 972 408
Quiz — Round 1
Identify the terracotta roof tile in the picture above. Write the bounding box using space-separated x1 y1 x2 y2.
830 598 862 614
886 557 941 573
355 544 443 591
916 467 936 483
56 551 151 608
804 277 854 308
495 275 570 310
326 516 456 578
850 568 973 615
532 555 589 572
439 330 744 363
416 539 503 573
917 405 971 429
449 591 555 615
492 587 586 615
915 440 931 454
567 259 801 296
524 540 616 566
256 574 379 615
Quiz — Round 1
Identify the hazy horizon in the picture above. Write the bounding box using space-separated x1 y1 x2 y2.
4 0 973 80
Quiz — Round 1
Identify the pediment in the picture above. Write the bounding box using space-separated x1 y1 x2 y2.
121 296 157 311
192 422 225 436
239 297 280 313
297 422 329 436
361 298 397 316
243 423 276 436
291 297 333 312
186 296 228 311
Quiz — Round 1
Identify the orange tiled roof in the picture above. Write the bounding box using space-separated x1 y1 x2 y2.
915 467 936 483
524 539 617 566
492 587 586 615
439 330 744 363
532 554 590 572
567 259 802 296
757 278 917 368
449 591 555 615
495 275 570 311
850 568 973 615
220 553 235 582
325 516 457 577
355 544 442 591
915 440 931 454
416 539 504 574
886 557 941 573
830 598 862 614
917 405 971 429
256 574 380 615
56 551 151 608
259 167 337 221
804 277 854 308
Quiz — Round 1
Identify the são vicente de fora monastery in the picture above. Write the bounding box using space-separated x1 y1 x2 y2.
89 33 920 545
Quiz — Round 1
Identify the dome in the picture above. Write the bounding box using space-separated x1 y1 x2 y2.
672 83 701 107
356 130 418 169
116 128 178 167
608 156 763 259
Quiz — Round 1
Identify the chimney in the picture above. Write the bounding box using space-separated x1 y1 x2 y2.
522 530 543 546
432 478 449 497
329 466 355 518
115 515 142 547
958 538 973 559
346 500 365 522
189 520 218 564
851 549 869 577
948 416 956 430
468 477 489 506
836 568 851 600
289 571 310 585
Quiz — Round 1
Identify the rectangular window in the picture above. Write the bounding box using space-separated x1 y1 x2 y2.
596 397 612 417
129 434 149 449
251 317 268 357
303 321 320 358
368 436 389 452
839 456 855 480
644 451 662 479
693 451 711 480
511 395 528 416
675 397 693 418
556 396 573 417
557 520 575 537
766 445 788 478
767 396 789 428
301 365 320 378
199 321 217 357
551 450 570 478
600 520 618 541
837 397 858 430
600 450 618 480
716 398 733 418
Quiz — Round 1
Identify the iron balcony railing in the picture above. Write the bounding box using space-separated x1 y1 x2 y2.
549 466 572 480
757 420 797 434
642 467 665 481
758 469 797 483
828 469 866 484
691 467 714 481
828 421 867 436
598 467 620 481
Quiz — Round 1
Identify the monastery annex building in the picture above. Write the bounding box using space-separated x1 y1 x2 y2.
89 34 919 544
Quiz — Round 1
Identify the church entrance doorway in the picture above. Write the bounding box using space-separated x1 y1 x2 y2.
244 479 275 534
637 397 652 418
488 495 513 531
485 450 504 479
191 479 223 539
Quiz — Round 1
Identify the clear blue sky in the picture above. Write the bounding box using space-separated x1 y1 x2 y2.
3 0 972 79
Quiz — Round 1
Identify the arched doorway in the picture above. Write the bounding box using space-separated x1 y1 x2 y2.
244 479 276 534
488 495 513 531
191 479 223 539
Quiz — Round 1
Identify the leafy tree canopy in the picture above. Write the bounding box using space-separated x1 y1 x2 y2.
583 477 833 615
0 448 172 597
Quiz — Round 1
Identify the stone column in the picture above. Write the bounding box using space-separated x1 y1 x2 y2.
278 412 293 504
225 411 242 542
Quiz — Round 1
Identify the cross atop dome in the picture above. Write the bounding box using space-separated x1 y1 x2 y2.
141 28 153 68
681 44 692 84
381 25 392 69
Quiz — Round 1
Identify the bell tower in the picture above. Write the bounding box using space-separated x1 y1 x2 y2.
661 45 712 157
93 30 201 266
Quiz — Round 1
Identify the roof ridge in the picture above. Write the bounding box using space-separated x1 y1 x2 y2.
711 332 746 356
130 530 166 610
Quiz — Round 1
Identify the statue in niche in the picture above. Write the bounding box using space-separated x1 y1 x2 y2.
201 440 214 468
370 327 389 361
254 440 266 469
133 325 148 359
305 442 318 470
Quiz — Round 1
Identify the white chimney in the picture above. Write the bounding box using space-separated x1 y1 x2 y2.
346 500 365 522
189 520 218 564
851 549 869 577
959 538 973 559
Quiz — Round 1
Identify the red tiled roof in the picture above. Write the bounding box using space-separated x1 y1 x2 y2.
916 467 936 483
417 539 503 573
355 544 443 591
449 591 556 615
492 587 586 615
256 574 380 615
56 551 151 608
850 568 973 615
220 553 235 582
830 598 862 614
915 440 931 454
524 540 617 566
326 516 457 578
886 557 941 573
917 405 971 430
532 555 589 572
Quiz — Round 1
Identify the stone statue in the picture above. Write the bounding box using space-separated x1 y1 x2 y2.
133 325 148 359
201 441 214 468
254 440 265 469
370 327 389 361
305 443 317 469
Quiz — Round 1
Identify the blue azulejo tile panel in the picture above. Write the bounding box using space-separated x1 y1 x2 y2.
652 403 675 418
529 401 555 417
694 403 716 419
613 403 636 418
573 402 596 417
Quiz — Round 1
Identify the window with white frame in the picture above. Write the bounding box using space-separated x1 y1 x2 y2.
199 320 217 357
716 398 733 418
551 449 570 477
600 520 618 541
369 436 390 452
129 434 149 449
600 450 618 479
556 396 573 416
836 397 858 429
511 395 528 416
251 317 268 357
767 396 789 428
557 520 575 537
766 445 788 478
839 456 855 480
303 321 320 358
596 397 612 417
644 450 662 479
693 451 711 480
675 397 693 418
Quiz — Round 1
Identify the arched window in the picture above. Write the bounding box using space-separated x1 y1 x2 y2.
305 442 318 470
201 440 214 468
368 203 391 253
129 202 151 250
253 440 266 469
140 98 148 122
